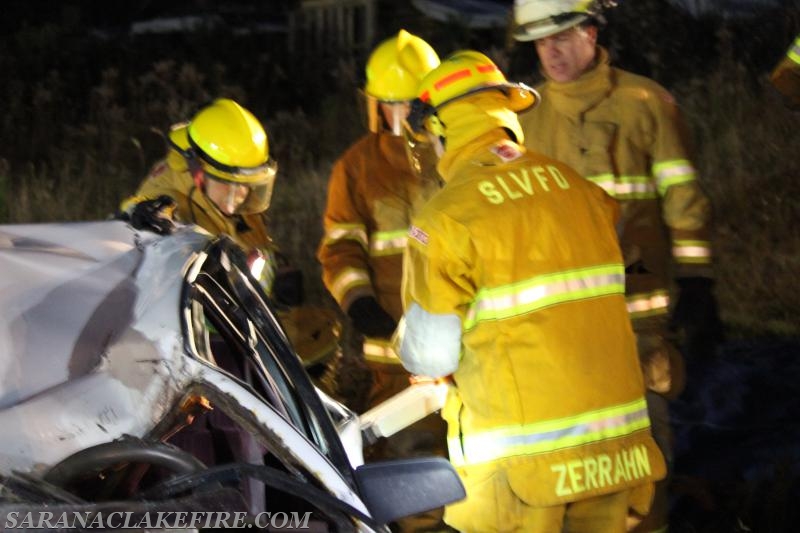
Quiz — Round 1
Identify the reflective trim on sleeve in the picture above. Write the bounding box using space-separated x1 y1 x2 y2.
789 37 800 64
463 264 625 331
673 239 712 264
586 174 657 200
448 397 651 466
323 223 368 251
363 337 402 364
369 229 408 257
652 159 696 196
330 267 371 303
626 290 670 320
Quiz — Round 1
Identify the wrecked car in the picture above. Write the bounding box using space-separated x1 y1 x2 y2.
0 221 463 531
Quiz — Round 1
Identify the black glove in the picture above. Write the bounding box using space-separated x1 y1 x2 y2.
347 296 397 338
121 195 177 235
670 277 724 360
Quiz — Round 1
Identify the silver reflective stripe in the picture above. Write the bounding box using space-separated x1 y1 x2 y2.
626 290 670 319
330 268 370 303
363 338 401 363
673 240 712 264
449 398 650 466
369 230 408 257
586 174 657 199
464 264 625 330
324 224 368 251
653 159 696 195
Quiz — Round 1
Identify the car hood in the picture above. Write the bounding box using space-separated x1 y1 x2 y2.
0 221 213 471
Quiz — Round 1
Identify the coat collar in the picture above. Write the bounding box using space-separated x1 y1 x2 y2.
544 47 614 119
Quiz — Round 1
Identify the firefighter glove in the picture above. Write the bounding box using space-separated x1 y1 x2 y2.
347 296 397 338
124 195 177 235
670 277 723 359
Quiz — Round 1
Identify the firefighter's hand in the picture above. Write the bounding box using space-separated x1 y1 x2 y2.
669 277 723 359
347 296 396 338
124 195 177 235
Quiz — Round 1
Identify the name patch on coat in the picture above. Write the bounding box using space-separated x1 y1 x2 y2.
409 225 429 246
550 444 652 497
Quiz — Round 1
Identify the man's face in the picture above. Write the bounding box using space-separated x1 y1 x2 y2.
534 25 598 83
380 101 411 136
204 175 250 215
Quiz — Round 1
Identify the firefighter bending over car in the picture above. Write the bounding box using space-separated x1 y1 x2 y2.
118 99 339 511
316 30 451 532
396 50 666 533
119 98 338 369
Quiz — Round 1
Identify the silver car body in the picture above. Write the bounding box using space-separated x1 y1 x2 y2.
0 221 369 518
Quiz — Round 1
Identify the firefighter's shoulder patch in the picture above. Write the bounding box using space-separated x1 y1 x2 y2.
409 225 429 246
490 141 523 163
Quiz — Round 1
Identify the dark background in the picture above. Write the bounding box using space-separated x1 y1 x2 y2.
1 1 800 531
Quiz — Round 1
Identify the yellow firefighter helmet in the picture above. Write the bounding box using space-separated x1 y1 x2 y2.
407 50 538 135
364 30 440 134
167 98 278 214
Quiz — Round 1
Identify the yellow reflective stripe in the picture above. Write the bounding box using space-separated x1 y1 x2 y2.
449 398 650 466
789 38 800 64
626 290 670 319
652 159 696 195
586 174 657 199
464 264 625 330
673 239 712 264
369 229 408 257
324 223 368 250
330 267 370 303
363 337 402 364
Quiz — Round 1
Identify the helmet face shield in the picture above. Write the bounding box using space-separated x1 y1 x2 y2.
363 91 411 136
203 161 277 216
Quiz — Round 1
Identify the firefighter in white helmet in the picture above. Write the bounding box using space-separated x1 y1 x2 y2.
316 30 450 532
512 1 721 530
770 34 800 109
398 49 665 532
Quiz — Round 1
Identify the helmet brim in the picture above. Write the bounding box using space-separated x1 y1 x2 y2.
167 124 277 186
512 13 588 42
406 82 540 135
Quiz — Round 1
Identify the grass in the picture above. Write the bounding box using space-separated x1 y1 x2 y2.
0 9 798 341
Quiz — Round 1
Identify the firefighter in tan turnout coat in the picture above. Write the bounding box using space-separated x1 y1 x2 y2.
397 50 665 533
317 30 450 532
512 1 721 529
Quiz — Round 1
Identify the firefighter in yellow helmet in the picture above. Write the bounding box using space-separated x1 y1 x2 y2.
770 34 800 109
120 98 338 368
316 30 449 531
511 2 721 529
398 49 666 533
